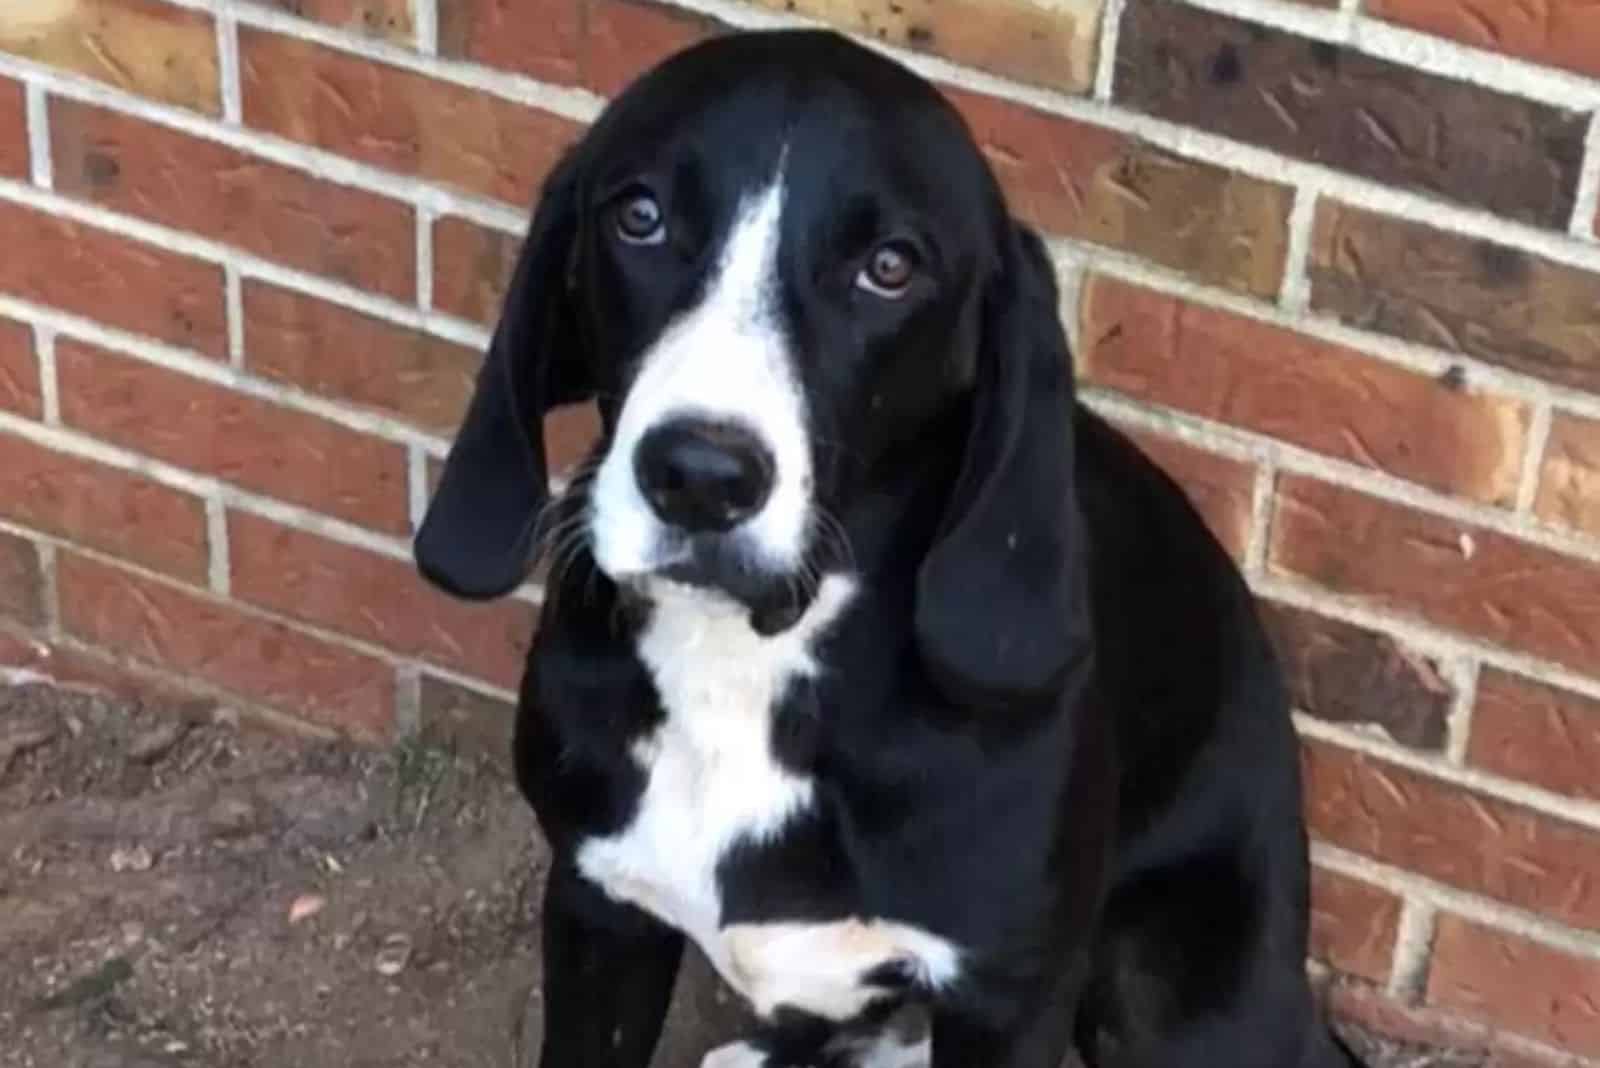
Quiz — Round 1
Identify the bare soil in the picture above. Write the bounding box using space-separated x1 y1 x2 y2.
0 684 1475 1068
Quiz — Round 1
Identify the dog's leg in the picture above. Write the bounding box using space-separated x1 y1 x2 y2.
538 860 685 1068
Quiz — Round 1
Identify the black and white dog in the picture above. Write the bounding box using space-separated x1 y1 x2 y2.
416 29 1359 1068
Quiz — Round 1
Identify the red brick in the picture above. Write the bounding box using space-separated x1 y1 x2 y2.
1080 277 1530 505
0 529 44 627
757 0 1102 95
1302 738 1600 931
57 552 394 739
51 100 416 301
1468 670 1600 805
438 0 582 86
432 215 520 325
240 28 583 204
1309 203 1600 394
0 431 208 582
1428 915 1600 1058
0 0 220 114
1119 427 1254 560
228 513 533 690
1534 413 1600 541
259 0 413 43
56 341 410 534
0 200 227 357
0 75 25 178
0 318 40 419
1270 477 1600 678
1370 0 1600 82
1261 602 1452 751
950 90 1291 298
1308 867 1401 984
582 0 722 97
1116 2 1586 230
243 281 479 435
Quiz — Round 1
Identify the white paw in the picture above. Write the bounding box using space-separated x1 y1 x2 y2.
701 1040 769 1068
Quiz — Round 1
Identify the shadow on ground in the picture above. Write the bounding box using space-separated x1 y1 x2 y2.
0 685 1478 1068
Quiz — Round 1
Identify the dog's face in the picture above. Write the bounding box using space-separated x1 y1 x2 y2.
573 35 1006 622
419 30 1088 705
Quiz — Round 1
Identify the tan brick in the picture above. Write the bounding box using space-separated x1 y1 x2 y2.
432 215 520 325
0 0 220 113
1119 428 1254 561
260 0 413 43
1116 2 1586 229
1261 602 1451 751
582 0 722 97
418 673 516 766
952 91 1291 298
58 551 394 739
1308 867 1401 984
757 0 1102 94
51 100 417 301
229 513 533 690
438 0 583 85
0 430 208 582
0 318 41 419
0 529 45 627
243 281 479 435
0 200 227 357
56 341 410 534
1534 413 1600 541
1080 276 1530 505
1468 669 1600 805
1310 203 1600 393
1428 915 1600 1058
1271 477 1600 677
240 28 582 204
1370 0 1600 82
0 75 25 179
1302 738 1600 931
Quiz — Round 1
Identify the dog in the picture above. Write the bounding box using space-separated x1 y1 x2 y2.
415 28 1361 1068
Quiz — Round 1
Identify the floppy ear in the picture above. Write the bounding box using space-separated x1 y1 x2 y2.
914 224 1090 709
415 154 591 600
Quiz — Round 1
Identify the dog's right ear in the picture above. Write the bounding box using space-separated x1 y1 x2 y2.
415 152 592 600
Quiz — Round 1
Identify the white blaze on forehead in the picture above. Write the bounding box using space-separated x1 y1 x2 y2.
589 166 812 578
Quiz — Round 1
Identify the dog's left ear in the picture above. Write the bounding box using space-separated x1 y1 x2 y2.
415 152 592 600
915 223 1088 709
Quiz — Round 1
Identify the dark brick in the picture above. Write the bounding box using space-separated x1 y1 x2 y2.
1115 1 1587 228
1261 602 1451 750
418 673 516 767
1310 203 1600 393
0 529 44 627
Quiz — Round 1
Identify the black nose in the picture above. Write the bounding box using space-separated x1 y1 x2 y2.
634 419 775 533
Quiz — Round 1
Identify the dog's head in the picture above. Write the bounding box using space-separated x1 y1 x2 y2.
417 30 1086 706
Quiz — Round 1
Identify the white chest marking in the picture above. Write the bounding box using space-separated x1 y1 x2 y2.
575 576 962 1021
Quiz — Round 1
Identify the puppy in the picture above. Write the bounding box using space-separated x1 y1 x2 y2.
416 28 1360 1068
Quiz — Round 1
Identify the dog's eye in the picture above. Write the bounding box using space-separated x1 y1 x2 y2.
615 191 666 246
856 241 918 299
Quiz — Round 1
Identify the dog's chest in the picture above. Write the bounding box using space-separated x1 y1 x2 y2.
575 578 960 1020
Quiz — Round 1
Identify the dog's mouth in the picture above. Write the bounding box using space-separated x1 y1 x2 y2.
612 531 817 635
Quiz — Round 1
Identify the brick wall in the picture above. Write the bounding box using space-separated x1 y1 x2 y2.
1 0 1599 1060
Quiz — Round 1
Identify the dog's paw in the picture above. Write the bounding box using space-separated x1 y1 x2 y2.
701 1040 770 1068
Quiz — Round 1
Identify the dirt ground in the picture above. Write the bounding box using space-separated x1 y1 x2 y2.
0 684 1478 1068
